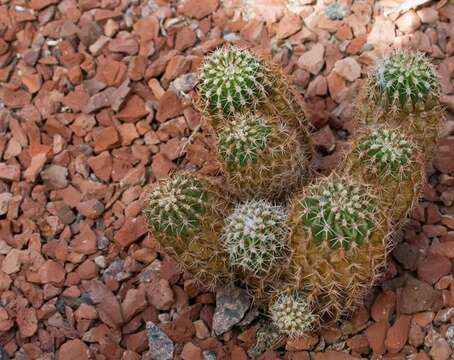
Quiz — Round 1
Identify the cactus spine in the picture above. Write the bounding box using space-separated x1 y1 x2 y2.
143 174 232 288
217 113 307 199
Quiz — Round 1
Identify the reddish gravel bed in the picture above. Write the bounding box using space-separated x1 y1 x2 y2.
1 0 454 359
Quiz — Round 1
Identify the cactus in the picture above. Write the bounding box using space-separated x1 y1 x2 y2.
371 50 439 113
269 293 317 337
360 50 441 157
140 50 443 333
222 200 288 275
197 46 308 133
217 113 307 199
346 126 423 225
355 127 415 177
298 176 378 250
288 174 389 321
198 47 270 117
143 174 232 288
144 175 206 236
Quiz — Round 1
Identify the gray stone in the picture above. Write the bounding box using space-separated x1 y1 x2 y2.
237 306 259 327
325 3 351 20
445 325 454 347
41 165 68 189
203 350 217 360
0 193 12 216
212 285 250 335
146 321 174 360
170 73 198 94
102 258 131 282
0 347 8 360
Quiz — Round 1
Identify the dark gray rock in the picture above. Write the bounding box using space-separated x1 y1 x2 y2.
146 321 174 360
212 285 250 335
203 350 217 360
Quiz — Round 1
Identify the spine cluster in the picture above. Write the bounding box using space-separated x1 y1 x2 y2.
298 177 377 250
144 175 206 236
198 47 269 116
217 113 306 199
270 293 317 337
371 50 439 113
218 114 271 166
222 200 288 275
355 127 415 176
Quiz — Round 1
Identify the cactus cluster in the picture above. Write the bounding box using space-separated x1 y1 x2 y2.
355 128 415 177
270 293 317 337
143 46 442 345
222 200 288 275
298 177 377 250
198 47 269 116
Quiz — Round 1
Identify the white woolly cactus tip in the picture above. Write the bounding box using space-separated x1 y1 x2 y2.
270 293 316 337
198 47 269 115
144 175 206 237
218 114 271 166
373 50 439 111
298 177 378 250
221 200 288 275
356 128 415 175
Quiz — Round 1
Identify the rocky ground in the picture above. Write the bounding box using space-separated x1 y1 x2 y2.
0 0 454 359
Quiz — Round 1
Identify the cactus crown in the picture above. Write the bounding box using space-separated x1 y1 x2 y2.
218 114 271 166
356 128 415 176
198 47 269 115
222 200 288 275
373 50 439 111
298 177 377 250
270 293 316 337
144 175 206 236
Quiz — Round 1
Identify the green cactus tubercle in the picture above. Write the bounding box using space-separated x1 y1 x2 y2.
198 47 269 115
218 115 271 166
144 175 206 237
374 50 439 110
222 200 288 275
298 178 377 250
270 293 316 337
356 128 414 175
